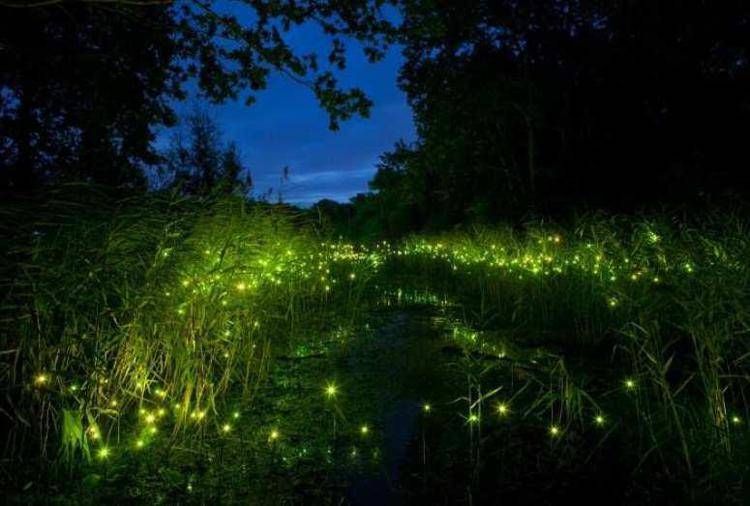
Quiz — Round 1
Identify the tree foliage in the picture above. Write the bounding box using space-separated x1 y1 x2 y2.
0 0 396 193
165 110 252 196
358 0 750 232
0 1 179 191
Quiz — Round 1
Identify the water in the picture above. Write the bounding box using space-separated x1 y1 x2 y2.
17 304 697 504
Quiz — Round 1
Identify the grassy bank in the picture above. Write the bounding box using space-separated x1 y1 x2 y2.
384 216 750 492
2 190 749 500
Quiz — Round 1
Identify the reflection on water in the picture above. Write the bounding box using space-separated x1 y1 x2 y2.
35 296 691 504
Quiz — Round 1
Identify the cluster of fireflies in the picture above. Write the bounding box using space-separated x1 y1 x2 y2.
29 362 747 469
25 227 746 469
155 228 713 338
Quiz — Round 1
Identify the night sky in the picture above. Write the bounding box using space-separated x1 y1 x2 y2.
165 16 415 207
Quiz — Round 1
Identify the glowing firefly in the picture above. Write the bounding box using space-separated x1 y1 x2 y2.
325 382 338 398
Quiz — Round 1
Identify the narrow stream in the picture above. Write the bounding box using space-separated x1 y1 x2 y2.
49 304 670 504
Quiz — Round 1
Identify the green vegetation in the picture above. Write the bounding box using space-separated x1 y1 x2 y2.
2 190 750 501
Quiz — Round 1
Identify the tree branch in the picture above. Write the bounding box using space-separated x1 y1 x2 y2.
0 0 173 8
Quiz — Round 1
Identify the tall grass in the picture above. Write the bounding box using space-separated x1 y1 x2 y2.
2 190 749 497
0 187 375 469
384 213 750 489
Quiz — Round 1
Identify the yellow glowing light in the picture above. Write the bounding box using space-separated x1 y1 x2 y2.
269 429 280 441
149 426 158 435
360 425 369 435
423 403 431 413
236 282 246 291
594 414 606 426
233 411 240 419
731 415 742 425
222 423 232 433
87 426 100 440
497 403 509 416
34 373 49 386
97 447 110 459
135 439 145 449
145 413 156 424
624 378 637 391
468 413 479 424
549 425 561 437
325 383 338 398
109 399 118 408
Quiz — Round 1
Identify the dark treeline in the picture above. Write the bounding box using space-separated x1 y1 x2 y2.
0 1 178 191
330 1 750 238
2 1 750 237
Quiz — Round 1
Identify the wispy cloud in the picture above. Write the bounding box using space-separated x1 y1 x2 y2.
290 168 374 184
162 16 415 204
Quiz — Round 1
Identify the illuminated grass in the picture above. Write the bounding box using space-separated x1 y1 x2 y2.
2 189 750 497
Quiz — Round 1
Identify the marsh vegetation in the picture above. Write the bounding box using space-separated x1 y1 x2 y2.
2 190 749 504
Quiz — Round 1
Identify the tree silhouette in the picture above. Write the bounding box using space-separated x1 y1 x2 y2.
165 110 251 196
357 0 750 231
0 0 397 193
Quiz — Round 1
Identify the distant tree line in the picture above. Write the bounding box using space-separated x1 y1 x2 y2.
319 0 750 238
163 109 252 196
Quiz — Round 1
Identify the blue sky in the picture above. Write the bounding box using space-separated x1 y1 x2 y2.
164 14 415 206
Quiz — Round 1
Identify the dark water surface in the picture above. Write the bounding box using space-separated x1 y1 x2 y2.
20 305 698 504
